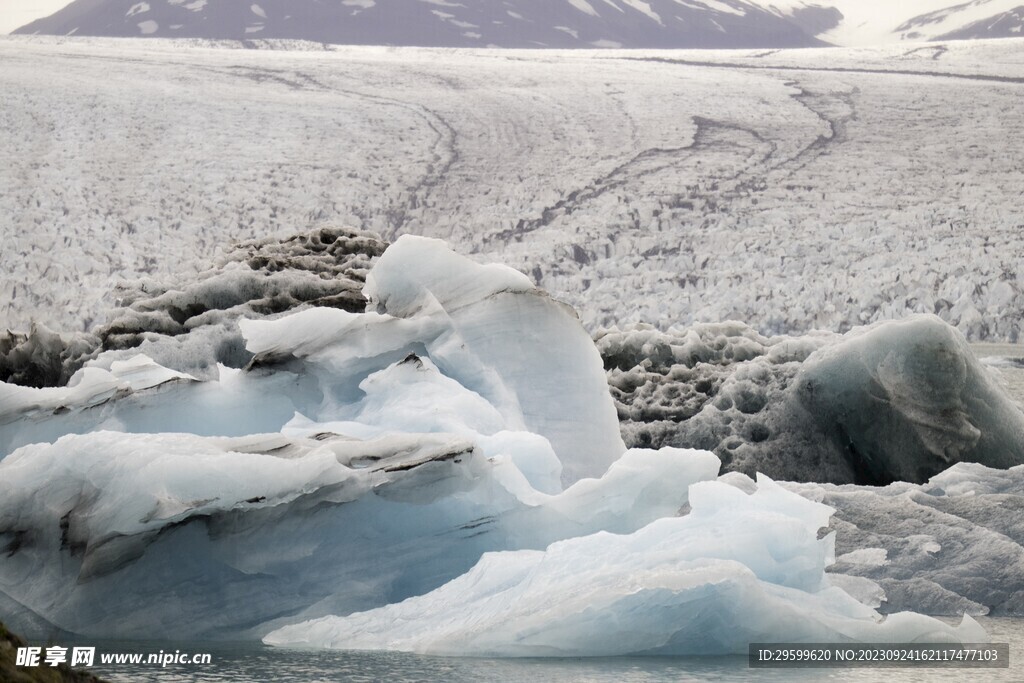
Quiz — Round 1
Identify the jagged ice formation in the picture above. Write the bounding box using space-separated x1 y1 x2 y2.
0 231 1020 654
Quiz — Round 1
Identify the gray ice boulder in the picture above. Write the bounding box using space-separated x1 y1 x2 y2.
602 315 1024 485
795 315 1024 484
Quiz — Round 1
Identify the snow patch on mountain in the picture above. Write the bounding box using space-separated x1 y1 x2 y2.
567 0 600 18
820 0 1024 44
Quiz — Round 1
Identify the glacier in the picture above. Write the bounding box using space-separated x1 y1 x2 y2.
0 233 1019 653
3 38 1024 343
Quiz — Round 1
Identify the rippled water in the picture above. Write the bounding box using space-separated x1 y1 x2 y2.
77 618 1022 683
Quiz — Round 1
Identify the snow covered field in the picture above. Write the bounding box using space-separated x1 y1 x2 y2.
2 36 1024 340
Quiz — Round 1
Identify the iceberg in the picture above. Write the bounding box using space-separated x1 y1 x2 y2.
244 234 626 484
601 316 1024 485
264 474 984 656
0 234 669 639
796 316 1024 484
0 425 715 639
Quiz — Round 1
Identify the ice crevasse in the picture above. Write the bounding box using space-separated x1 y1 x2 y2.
0 235 985 650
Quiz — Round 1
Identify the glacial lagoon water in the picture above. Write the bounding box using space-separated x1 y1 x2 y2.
82 618 1023 682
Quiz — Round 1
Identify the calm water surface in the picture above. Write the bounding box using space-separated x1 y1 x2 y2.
83 618 1023 683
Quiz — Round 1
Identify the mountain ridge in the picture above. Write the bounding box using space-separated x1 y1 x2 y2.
13 0 1024 47
12 0 833 48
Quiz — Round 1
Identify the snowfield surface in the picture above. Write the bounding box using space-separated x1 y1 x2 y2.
2 36 1024 342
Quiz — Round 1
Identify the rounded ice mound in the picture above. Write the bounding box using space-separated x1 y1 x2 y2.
264 474 985 656
363 235 535 318
602 315 1024 485
795 315 1024 484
